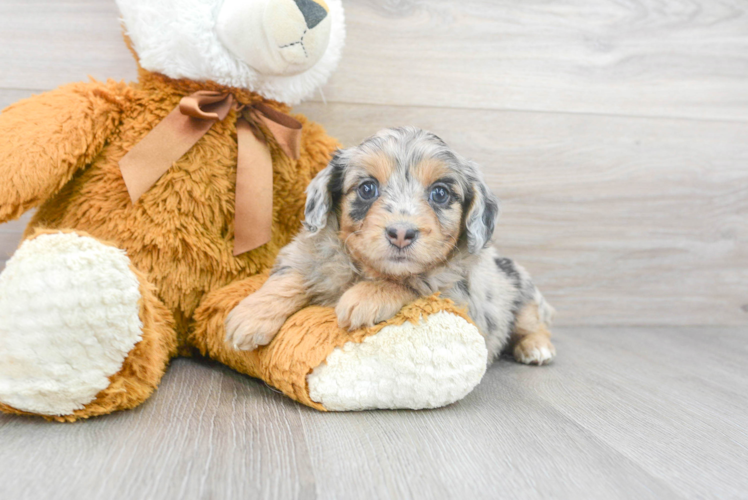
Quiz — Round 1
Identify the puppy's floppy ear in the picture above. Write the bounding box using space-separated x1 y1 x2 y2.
303 150 345 233
463 161 500 253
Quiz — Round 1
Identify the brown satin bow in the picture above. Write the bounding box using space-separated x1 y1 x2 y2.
118 90 302 255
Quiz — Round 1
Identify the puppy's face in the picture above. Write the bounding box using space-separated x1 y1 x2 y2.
336 151 465 277
304 127 500 278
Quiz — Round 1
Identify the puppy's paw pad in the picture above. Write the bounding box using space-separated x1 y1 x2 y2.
335 298 373 331
514 337 556 366
336 298 404 332
230 330 275 351
225 321 277 350
335 302 387 331
225 302 282 351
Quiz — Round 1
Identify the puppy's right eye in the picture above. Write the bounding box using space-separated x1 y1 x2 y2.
357 181 379 201
429 184 451 205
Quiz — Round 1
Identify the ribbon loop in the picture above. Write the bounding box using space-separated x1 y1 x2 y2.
178 91 234 121
118 90 303 255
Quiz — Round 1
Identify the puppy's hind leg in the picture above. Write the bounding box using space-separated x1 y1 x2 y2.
509 294 556 366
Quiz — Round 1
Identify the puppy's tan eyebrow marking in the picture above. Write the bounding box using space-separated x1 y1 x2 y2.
413 158 451 187
360 151 394 185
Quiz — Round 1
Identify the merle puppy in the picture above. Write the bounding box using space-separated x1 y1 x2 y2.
226 127 556 365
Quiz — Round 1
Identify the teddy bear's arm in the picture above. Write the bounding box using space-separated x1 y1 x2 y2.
0 80 130 223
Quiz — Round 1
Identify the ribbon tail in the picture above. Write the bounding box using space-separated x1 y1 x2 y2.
233 119 274 255
254 103 303 160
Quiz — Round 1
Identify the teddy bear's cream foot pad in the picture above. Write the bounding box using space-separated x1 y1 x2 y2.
0 233 143 416
307 312 488 411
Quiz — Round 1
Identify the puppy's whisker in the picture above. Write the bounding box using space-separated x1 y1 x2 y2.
343 230 360 247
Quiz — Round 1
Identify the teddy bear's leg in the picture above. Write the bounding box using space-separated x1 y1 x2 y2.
191 275 488 411
0 230 177 422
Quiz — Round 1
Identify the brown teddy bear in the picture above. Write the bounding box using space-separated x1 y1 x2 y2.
0 0 487 422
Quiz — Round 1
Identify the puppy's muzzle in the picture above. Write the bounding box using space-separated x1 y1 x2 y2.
385 223 419 249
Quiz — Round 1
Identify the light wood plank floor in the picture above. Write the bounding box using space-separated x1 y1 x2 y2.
1 1 747 499
1 327 747 500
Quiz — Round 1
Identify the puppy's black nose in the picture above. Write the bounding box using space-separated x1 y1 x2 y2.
385 224 419 249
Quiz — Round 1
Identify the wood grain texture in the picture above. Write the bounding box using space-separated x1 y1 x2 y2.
2 1 747 121
0 89 37 111
1 327 747 500
0 212 30 268
0 359 315 500
322 0 748 121
528 328 748 500
0 0 136 91
294 102 748 326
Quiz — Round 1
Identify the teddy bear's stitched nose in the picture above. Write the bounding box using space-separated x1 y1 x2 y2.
294 0 328 29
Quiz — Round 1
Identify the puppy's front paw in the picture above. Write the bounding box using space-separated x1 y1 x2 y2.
335 287 402 331
513 335 556 366
225 295 286 351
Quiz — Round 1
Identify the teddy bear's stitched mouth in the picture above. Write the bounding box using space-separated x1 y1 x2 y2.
278 0 329 59
279 29 309 58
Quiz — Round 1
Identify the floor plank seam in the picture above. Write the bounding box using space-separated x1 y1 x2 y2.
300 98 748 125
5 87 748 126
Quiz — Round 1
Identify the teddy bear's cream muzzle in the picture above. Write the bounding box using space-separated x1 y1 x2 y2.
217 0 332 76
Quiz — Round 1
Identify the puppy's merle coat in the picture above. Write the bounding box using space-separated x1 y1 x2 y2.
226 127 556 365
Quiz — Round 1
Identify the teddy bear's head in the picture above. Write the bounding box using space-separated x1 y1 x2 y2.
116 0 344 105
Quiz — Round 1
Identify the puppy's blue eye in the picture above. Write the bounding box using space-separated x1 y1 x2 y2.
430 185 450 205
358 181 379 201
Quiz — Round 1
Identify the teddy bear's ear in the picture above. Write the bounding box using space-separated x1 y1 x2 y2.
303 149 345 233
